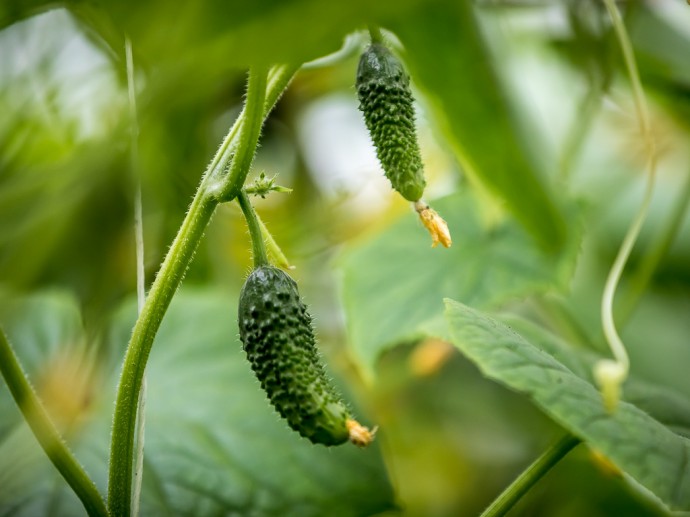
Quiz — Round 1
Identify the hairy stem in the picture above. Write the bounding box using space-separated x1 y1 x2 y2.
217 67 268 201
107 64 295 516
125 35 147 517
481 434 580 517
0 329 108 517
206 64 299 189
107 188 217 517
238 190 269 267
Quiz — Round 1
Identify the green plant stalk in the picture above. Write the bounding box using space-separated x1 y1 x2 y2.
596 0 657 410
207 64 299 188
481 434 580 517
107 185 217 517
125 35 147 517
107 64 296 516
216 67 266 201
619 167 690 324
237 190 269 268
0 329 109 517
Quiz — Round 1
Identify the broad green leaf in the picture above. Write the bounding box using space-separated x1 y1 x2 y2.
501 316 690 437
64 0 428 69
445 299 690 511
339 192 580 377
0 290 395 516
388 0 567 250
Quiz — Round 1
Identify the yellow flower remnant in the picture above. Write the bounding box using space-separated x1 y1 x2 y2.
346 419 378 447
414 201 451 248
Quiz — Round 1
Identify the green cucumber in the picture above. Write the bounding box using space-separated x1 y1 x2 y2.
238 265 373 446
356 42 426 202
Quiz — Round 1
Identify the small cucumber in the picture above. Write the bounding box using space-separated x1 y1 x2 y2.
238 265 372 446
356 43 426 202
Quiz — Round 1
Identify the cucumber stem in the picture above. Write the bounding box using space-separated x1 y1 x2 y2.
368 25 384 44
238 190 270 268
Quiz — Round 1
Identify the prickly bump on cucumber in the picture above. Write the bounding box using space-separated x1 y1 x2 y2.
356 42 426 202
238 265 373 447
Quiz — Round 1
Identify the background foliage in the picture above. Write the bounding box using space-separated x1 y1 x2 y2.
1 0 689 515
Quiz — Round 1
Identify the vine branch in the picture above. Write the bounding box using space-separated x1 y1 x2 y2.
125 35 147 517
481 434 580 517
0 329 108 517
238 190 270 268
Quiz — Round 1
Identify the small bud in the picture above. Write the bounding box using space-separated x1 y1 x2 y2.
593 359 627 413
414 201 452 248
245 172 292 198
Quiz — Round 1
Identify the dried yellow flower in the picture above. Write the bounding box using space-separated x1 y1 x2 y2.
414 201 452 248
346 419 377 447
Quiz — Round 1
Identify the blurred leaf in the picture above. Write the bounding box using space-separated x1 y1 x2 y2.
0 290 395 516
388 0 567 250
630 4 690 90
68 0 430 71
445 300 690 512
550 0 614 90
339 192 580 377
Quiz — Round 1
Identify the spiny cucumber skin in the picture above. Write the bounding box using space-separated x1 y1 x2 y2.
238 265 351 446
357 43 426 202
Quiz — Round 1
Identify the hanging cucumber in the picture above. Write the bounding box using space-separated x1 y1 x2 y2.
356 42 426 202
357 34 451 248
236 191 374 446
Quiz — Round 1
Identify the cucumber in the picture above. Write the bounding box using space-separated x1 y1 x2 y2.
356 43 426 202
238 265 372 446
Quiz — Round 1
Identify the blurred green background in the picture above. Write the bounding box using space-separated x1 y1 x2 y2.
1 1 689 516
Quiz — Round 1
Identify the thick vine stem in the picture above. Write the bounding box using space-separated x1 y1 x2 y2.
216 67 268 201
203 64 300 190
237 190 269 268
480 434 580 517
107 64 296 516
0 329 109 517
